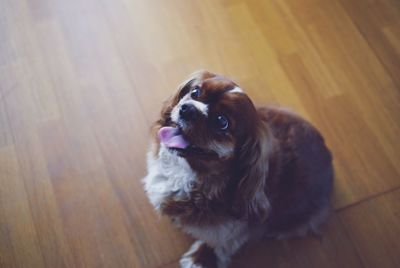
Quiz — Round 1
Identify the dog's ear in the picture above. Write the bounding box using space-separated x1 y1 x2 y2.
233 121 272 222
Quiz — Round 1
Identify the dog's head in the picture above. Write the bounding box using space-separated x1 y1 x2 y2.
155 71 272 220
158 71 261 158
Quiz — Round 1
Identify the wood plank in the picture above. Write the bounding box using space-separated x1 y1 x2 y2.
0 146 45 268
38 119 143 267
339 189 400 268
0 96 12 148
339 0 400 87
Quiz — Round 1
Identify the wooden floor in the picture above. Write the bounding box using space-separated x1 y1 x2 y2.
1 0 399 267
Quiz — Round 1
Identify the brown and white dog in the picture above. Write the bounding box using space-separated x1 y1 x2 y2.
143 71 333 268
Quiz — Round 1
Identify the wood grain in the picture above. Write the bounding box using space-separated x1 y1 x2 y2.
338 189 400 268
0 146 45 268
230 214 364 268
0 0 399 267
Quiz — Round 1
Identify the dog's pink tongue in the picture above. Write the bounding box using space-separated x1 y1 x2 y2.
158 126 189 149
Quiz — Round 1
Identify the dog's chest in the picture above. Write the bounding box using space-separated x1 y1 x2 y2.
143 145 196 211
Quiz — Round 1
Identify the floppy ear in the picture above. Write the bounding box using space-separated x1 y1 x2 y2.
233 121 273 222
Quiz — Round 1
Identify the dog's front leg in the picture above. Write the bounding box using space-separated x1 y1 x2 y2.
180 240 218 268
180 238 245 268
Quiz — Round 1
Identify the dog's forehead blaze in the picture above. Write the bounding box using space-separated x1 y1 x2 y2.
216 92 251 113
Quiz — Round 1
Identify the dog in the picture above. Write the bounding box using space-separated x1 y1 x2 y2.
143 71 333 268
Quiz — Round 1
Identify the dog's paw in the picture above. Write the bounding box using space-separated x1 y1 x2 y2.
179 255 205 268
179 240 217 268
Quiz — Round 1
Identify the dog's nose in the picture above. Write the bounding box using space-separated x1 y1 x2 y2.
179 104 198 120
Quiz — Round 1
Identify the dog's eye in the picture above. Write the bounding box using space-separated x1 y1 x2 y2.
191 86 201 99
216 115 229 130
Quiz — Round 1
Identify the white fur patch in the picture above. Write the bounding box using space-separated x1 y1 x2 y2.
188 99 208 116
143 144 196 211
171 93 208 123
180 241 205 268
229 87 244 93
